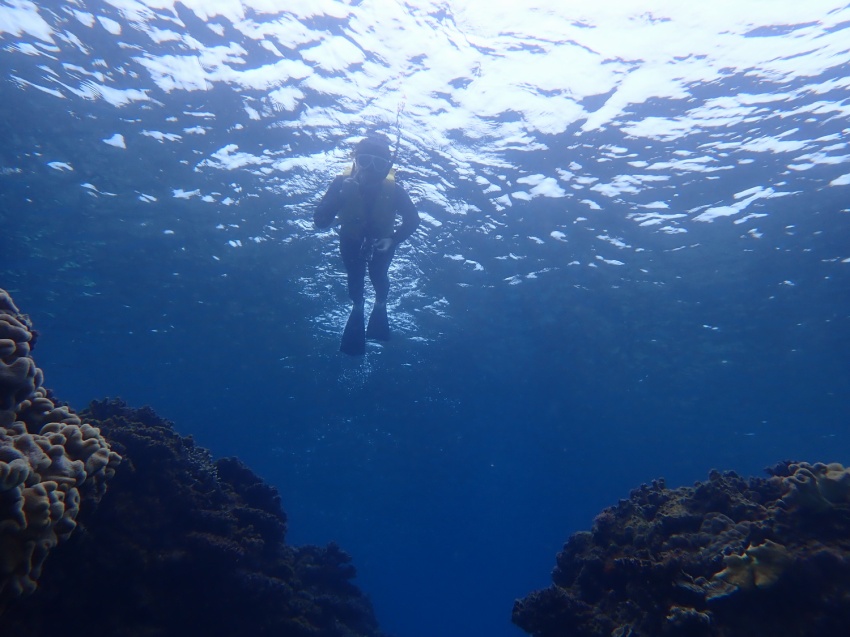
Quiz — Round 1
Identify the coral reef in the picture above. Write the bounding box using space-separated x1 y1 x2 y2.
2 398 386 637
713 538 791 590
0 289 121 603
781 461 850 512
513 463 850 637
1 289 385 637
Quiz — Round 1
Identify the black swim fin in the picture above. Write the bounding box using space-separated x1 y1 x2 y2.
366 302 390 341
340 305 366 355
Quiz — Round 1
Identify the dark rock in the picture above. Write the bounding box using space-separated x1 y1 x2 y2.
513 462 850 637
2 398 387 637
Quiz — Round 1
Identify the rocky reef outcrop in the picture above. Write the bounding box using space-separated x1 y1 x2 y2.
0 289 121 604
0 289 385 637
513 463 850 637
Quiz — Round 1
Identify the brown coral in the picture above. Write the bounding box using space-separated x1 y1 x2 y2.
0 289 121 604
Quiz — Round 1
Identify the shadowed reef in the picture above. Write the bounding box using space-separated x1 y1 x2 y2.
513 462 850 637
4 287 849 637
0 288 385 637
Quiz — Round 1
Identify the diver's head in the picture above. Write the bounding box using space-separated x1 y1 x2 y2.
353 133 393 181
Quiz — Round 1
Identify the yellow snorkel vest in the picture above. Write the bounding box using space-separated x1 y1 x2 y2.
338 167 397 240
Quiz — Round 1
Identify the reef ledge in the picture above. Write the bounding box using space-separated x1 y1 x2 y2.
513 463 850 637
0 288 386 637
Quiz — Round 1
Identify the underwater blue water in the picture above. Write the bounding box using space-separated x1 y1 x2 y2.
3 2 850 636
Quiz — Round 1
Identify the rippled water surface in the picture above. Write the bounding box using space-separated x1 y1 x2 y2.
3 2 850 636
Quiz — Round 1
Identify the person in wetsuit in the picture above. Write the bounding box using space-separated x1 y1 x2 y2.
314 133 420 355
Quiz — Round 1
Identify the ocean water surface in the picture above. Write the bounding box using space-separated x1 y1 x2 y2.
2 1 850 636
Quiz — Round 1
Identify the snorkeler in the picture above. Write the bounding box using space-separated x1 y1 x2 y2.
313 132 420 355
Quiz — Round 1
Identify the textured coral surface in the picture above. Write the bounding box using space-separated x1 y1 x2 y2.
2 399 387 637
513 464 850 637
1 289 385 637
0 289 121 603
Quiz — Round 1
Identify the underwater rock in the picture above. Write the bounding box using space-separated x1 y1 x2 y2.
0 289 385 637
2 398 387 637
513 464 850 637
0 289 121 604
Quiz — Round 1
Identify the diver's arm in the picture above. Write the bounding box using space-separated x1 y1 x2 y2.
391 186 420 244
313 175 346 229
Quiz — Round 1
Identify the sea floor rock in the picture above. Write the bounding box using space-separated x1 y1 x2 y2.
513 465 850 637
0 289 120 604
0 287 385 637
2 398 387 637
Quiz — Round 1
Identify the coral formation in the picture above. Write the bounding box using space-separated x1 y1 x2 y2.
0 289 121 604
513 464 850 637
0 290 381 637
713 539 791 590
2 398 387 637
0 288 385 636
781 461 850 511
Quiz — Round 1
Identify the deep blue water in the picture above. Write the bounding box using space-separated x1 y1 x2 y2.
6 191 849 636
3 2 850 636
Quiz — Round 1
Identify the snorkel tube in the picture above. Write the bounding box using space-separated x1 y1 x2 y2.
391 100 404 165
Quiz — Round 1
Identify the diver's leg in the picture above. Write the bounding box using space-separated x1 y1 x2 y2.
365 246 395 341
340 237 366 308
367 245 396 303
339 238 367 355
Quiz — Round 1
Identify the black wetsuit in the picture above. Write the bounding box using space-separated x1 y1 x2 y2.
314 174 420 306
